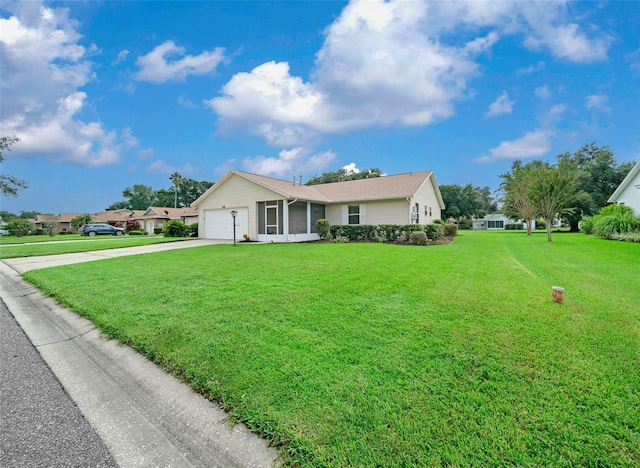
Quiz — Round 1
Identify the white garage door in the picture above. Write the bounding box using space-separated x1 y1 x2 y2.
204 208 249 240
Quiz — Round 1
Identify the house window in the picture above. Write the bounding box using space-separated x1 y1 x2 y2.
413 203 419 224
487 220 504 229
348 205 360 224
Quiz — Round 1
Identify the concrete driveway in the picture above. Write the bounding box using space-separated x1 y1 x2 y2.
3 239 229 273
0 240 278 467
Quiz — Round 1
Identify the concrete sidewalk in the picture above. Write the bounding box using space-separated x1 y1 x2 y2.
3 239 229 273
0 244 278 467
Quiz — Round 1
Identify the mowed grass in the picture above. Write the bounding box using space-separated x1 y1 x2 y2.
0 236 187 259
23 231 639 466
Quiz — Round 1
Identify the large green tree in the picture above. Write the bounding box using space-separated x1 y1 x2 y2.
156 178 213 208
306 168 382 185
440 184 496 220
499 160 546 236
108 185 157 211
527 164 579 242
0 136 28 197
556 143 634 232
169 172 184 208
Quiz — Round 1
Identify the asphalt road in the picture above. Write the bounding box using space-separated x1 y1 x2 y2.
0 301 118 467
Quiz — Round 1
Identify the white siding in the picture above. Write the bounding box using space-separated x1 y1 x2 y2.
411 177 442 223
328 199 409 226
616 171 640 215
197 174 283 239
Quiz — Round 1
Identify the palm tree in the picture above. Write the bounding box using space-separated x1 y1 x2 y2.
169 172 183 208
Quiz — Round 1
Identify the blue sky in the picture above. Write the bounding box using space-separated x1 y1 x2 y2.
1 0 639 214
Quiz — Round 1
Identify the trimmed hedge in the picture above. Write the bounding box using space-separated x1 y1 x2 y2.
329 223 454 243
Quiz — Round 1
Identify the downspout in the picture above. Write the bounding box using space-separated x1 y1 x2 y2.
286 199 298 242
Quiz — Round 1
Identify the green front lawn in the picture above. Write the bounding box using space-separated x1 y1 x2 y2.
24 231 640 466
0 236 187 259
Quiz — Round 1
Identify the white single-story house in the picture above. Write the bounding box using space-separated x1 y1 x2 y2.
191 170 445 242
608 160 640 215
472 213 534 230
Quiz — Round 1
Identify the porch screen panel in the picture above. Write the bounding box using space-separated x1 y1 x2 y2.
289 201 307 234
310 204 325 233
258 202 265 234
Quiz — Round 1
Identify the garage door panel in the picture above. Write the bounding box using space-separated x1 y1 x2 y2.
204 208 248 239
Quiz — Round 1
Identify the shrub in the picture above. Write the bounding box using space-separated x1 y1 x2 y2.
6 219 34 237
504 223 522 230
580 217 594 235
409 230 428 245
433 218 444 224
187 223 198 237
128 230 146 236
154 227 162 235
126 219 141 232
589 204 640 239
610 231 640 243
443 224 458 236
458 219 472 230
317 219 331 240
163 220 188 237
59 230 73 235
536 219 547 230
424 223 445 240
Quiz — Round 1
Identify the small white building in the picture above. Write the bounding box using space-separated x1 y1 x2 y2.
472 213 533 230
608 160 640 215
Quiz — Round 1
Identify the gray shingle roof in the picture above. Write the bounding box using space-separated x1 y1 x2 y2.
235 170 435 203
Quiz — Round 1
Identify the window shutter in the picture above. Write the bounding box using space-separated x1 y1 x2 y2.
342 205 348 224
359 204 366 224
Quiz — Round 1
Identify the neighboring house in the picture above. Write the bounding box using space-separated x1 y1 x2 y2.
472 213 533 230
607 160 640 215
34 213 83 233
92 209 145 226
191 170 444 242
137 207 198 234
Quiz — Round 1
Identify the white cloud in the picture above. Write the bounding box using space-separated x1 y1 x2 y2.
146 159 196 176
177 94 198 109
486 91 515 117
535 85 552 100
0 2 130 166
207 0 612 148
241 148 336 178
135 40 225 83
585 94 611 114
113 49 129 66
137 148 154 160
473 129 553 164
516 61 546 75
342 163 360 174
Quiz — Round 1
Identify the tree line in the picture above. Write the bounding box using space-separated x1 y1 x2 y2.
106 173 214 210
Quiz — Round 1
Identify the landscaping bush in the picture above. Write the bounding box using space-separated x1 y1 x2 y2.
163 220 188 237
187 223 198 237
409 230 428 245
59 231 73 235
154 227 162 235
126 219 141 233
536 219 547 230
6 219 34 237
504 223 522 230
458 219 472 230
433 218 444 224
128 230 147 236
580 217 595 235
443 224 458 237
424 223 445 240
316 219 331 240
